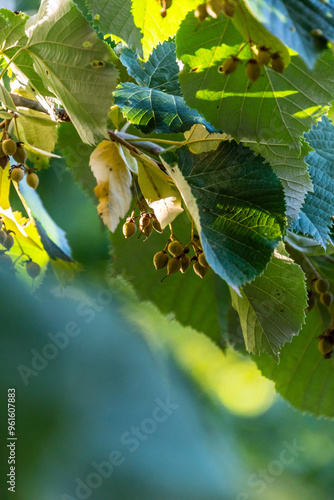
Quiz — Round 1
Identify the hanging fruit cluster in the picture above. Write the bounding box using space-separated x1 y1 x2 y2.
219 45 285 82
0 217 41 279
154 234 210 281
122 200 210 281
123 210 162 240
318 330 334 360
1 130 39 188
195 0 235 21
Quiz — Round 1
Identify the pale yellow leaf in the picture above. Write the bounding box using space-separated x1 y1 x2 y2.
90 140 133 232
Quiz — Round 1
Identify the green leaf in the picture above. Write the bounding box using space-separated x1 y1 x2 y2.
24 0 119 144
161 141 286 290
15 108 58 169
247 0 334 67
244 138 313 223
0 9 52 97
109 212 230 346
84 0 143 55
19 177 75 262
255 307 334 418
131 0 195 59
56 122 96 196
120 41 181 95
185 124 231 154
230 243 307 357
176 13 334 150
0 82 17 111
291 116 334 247
114 82 215 134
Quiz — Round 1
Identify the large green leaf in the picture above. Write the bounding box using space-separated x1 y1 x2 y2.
161 142 286 290
291 117 334 248
120 41 181 95
176 13 334 150
244 138 313 224
256 307 334 418
230 243 307 357
247 0 334 67
131 0 195 59
22 0 118 145
84 0 143 55
114 82 215 134
110 212 230 346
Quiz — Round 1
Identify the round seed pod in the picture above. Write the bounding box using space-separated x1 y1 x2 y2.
10 166 24 182
26 171 39 189
122 220 137 239
221 0 235 17
320 292 333 308
153 251 169 270
26 260 41 279
257 46 271 65
13 143 27 164
167 257 181 275
3 232 14 250
314 278 330 294
180 254 191 273
271 52 285 73
0 229 7 246
198 252 209 268
193 260 208 278
246 58 261 82
0 252 12 267
2 138 17 156
168 240 183 257
194 3 208 21
318 335 334 359
220 56 240 75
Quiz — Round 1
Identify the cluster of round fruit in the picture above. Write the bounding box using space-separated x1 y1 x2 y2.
9 164 39 189
318 330 334 360
0 133 27 167
0 133 39 189
0 218 41 278
154 238 210 280
220 46 285 82
159 0 172 17
195 0 235 21
308 278 333 311
123 211 162 239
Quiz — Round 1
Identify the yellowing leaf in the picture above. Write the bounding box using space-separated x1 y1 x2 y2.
90 140 133 232
137 154 183 228
0 164 11 210
184 125 231 154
